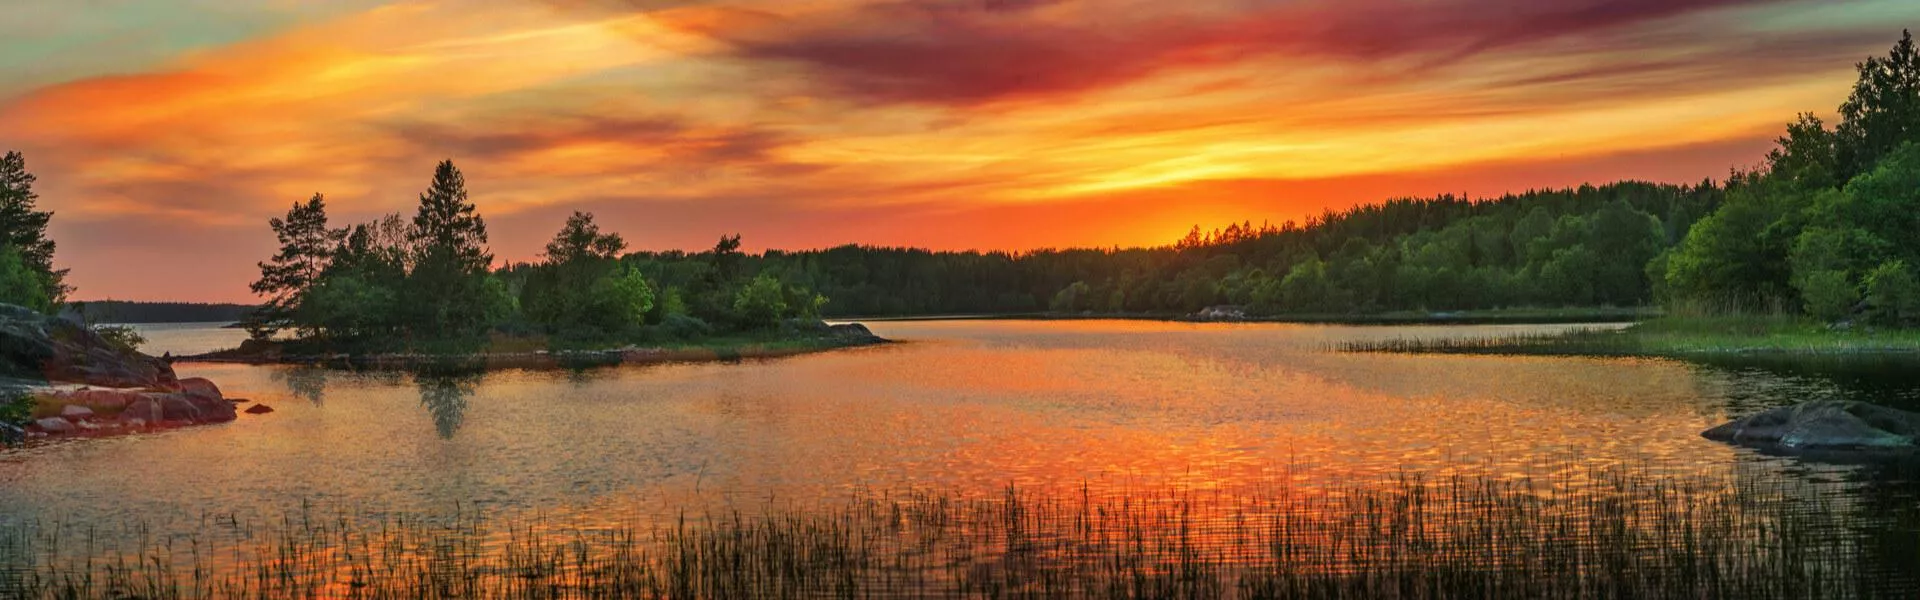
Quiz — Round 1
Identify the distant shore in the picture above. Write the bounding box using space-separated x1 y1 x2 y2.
851 307 1656 326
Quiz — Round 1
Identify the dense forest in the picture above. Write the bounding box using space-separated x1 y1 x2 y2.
5 32 1920 346
639 181 1718 318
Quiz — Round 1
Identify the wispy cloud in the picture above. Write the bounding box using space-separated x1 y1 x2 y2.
1 0 1916 300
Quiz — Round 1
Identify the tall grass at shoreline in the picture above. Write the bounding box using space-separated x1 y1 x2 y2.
3 471 1914 599
1340 315 1920 357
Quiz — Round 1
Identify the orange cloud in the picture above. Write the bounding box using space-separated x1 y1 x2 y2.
1 0 1915 301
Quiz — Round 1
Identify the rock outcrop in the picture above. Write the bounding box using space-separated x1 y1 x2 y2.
0 303 235 440
1702 401 1920 452
0 303 176 389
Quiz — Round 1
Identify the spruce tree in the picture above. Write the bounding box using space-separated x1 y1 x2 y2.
404 160 502 339
1836 30 1920 179
0 151 67 307
409 160 491 274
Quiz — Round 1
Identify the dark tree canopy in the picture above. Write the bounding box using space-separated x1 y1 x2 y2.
1836 30 1920 179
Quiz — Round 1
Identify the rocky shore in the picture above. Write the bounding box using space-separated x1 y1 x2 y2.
1703 400 1920 455
0 304 238 443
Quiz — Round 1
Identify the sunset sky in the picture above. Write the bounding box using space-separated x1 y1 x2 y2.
3 0 1916 302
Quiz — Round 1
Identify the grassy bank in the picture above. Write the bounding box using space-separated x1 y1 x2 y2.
3 471 1914 599
1343 314 1920 358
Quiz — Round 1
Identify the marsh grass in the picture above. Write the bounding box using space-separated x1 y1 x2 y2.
1340 315 1920 357
3 470 1914 599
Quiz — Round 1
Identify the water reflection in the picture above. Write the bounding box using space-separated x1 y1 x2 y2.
1690 353 1920 413
5 319 1918 584
275 366 328 406
417 372 480 439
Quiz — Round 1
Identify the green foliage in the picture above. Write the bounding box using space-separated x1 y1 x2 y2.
1278 258 1343 313
1661 179 1800 308
732 273 789 329
0 246 54 314
1050 281 1092 312
1537 245 1600 306
90 324 146 353
521 212 638 335
0 151 67 308
656 313 712 341
404 161 500 339
581 265 654 333
1794 269 1858 322
300 274 401 343
1864 260 1920 327
1835 30 1920 179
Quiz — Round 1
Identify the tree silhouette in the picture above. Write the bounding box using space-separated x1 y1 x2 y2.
1837 30 1920 179
251 193 341 335
403 160 502 339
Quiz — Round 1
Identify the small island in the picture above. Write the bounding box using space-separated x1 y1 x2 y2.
185 161 887 370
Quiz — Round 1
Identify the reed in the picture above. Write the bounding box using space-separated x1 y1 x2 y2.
1340 316 1920 357
2 470 1913 599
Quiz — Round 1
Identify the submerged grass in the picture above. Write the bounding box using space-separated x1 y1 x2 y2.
3 470 1915 599
1341 315 1920 358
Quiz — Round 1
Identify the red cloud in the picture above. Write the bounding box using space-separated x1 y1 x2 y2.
715 0 1809 106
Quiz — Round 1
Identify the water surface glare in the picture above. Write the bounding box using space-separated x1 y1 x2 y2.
2 319 1916 593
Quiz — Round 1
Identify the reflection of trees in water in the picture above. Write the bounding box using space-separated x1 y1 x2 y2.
276 367 328 406
1847 459 1920 588
1694 354 1920 414
415 371 481 440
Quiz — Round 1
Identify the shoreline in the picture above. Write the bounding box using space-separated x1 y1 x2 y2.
176 333 891 371
849 307 1656 326
1340 315 1920 359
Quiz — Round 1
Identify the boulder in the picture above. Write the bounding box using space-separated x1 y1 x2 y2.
244 403 274 415
59 404 94 420
178 377 222 402
828 323 876 339
136 391 235 423
1702 401 1920 451
32 417 73 433
72 389 130 409
120 398 164 423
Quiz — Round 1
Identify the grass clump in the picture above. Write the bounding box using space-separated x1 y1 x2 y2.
1 470 1913 599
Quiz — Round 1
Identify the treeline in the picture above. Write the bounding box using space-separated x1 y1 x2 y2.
24 31 1920 340
248 161 826 350
1654 32 1920 327
62 301 258 324
677 31 1920 325
636 181 1714 318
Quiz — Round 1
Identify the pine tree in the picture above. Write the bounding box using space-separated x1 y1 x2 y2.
250 193 342 335
0 151 67 307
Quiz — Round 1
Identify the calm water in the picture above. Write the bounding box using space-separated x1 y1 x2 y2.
116 321 249 356
3 319 1917 541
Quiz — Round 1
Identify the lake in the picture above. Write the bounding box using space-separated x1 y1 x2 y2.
3 319 1917 595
